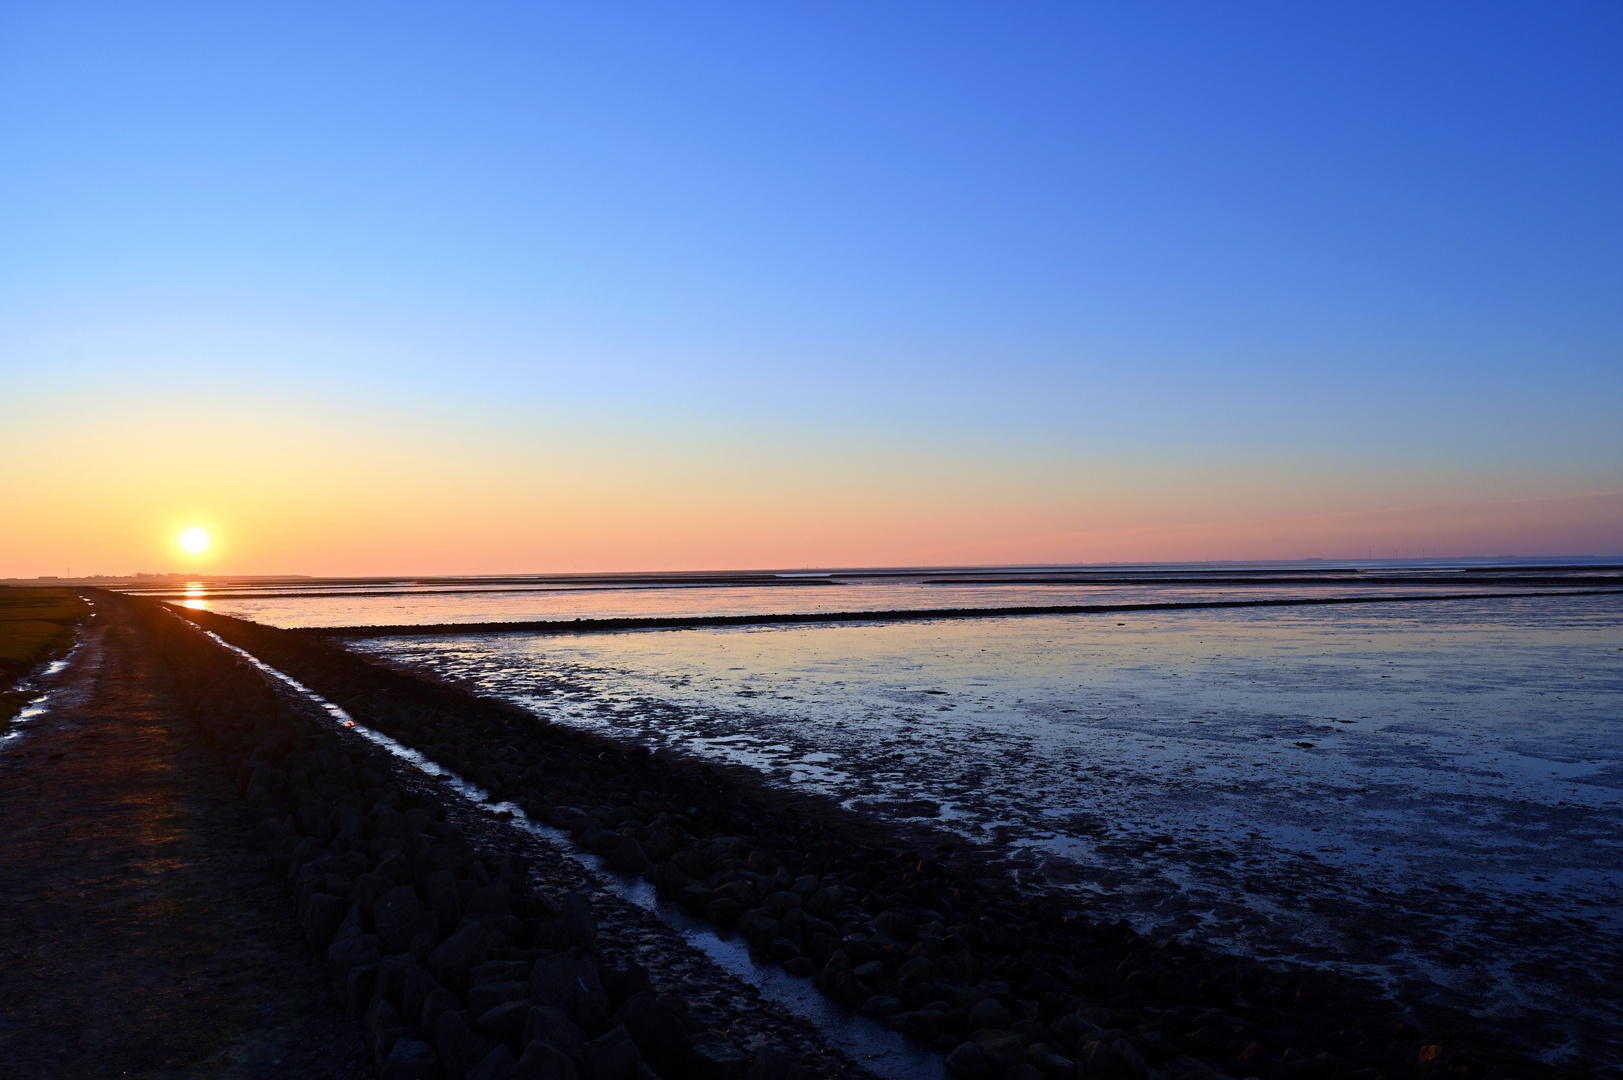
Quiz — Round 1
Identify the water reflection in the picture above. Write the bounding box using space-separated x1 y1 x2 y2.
353 594 1623 1035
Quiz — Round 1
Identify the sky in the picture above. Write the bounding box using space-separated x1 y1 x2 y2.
2 2 1620 576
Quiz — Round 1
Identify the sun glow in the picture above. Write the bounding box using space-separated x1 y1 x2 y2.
179 527 211 554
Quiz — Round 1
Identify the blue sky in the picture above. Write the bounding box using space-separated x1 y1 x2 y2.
3 2 1620 573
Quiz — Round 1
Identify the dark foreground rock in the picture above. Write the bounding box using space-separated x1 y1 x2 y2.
116 592 856 1080
164 599 1586 1080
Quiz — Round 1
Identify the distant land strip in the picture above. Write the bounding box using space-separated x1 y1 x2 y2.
284 588 1623 638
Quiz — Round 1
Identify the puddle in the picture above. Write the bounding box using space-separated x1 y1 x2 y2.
197 626 938 1080
2 641 86 745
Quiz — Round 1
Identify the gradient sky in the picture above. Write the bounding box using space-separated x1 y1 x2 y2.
3 2 1620 576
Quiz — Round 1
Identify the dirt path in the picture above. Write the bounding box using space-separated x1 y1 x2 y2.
0 595 369 1079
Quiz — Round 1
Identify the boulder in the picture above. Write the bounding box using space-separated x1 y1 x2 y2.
529 948 608 1034
475 999 534 1054
466 1045 515 1080
617 991 690 1077
561 892 596 946
602 835 651 873
583 1024 644 1080
377 885 426 954
945 1041 994 1079
303 893 348 949
430 920 501 995
513 1040 580 1080
434 1009 498 1080
468 980 530 1019
522 1005 588 1063
381 1036 446 1080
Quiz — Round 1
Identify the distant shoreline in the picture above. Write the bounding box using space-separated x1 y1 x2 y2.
280 587 1623 637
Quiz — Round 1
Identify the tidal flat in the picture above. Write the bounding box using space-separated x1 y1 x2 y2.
342 594 1623 1065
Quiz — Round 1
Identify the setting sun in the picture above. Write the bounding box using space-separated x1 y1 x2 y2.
179 528 211 554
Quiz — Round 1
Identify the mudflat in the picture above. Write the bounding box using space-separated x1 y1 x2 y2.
0 596 368 1079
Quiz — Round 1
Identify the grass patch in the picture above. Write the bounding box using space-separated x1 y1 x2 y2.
0 587 89 698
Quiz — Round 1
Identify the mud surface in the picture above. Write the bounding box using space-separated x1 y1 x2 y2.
0 598 370 1079
350 598 1623 1074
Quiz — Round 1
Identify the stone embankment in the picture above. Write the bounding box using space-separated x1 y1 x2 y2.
149 596 1569 1080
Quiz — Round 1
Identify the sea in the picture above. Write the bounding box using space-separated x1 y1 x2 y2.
135 562 1623 1065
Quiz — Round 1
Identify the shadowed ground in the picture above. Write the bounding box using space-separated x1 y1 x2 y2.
0 595 369 1079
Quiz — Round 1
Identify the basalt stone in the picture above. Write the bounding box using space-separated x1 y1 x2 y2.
380 1036 447 1080
602 835 651 873
815 951 872 1012
874 910 917 943
583 1023 644 1080
676 883 713 914
431 920 503 996
1272 1051 1336 1080
859 996 902 1018
468 981 531 1021
522 1005 588 1063
378 886 427 954
403 963 440 1026
1165 1056 1227 1080
945 1040 994 1079
1025 1042 1075 1079
1003 1066 1041 1080
466 1045 515 1080
668 847 708 877
466 882 514 918
328 923 382 997
561 892 597 946
513 1039 580 1080
375 1027 418 1076
1111 1036 1147 1078
530 948 609 1035
617 991 690 1078
705 898 746 926
977 1035 1028 1072
475 999 533 1054
644 860 691 896
895 956 942 988
601 963 654 1012
303 892 348 949
473 960 531 986
347 963 381 1019
967 997 1011 1032
366 996 405 1049
435 1008 498 1080
422 988 461 1034
738 908 779 951
781 956 816 977
895 1010 945 1042
377 848 414 885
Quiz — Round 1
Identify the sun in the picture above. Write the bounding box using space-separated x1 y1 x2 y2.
179 528 211 554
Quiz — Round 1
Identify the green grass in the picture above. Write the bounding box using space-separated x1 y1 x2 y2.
0 587 89 721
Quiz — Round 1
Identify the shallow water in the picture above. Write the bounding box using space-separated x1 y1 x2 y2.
156 573 1587 629
347 593 1623 1053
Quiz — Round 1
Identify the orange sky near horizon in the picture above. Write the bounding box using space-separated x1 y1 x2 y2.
5 390 1619 578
